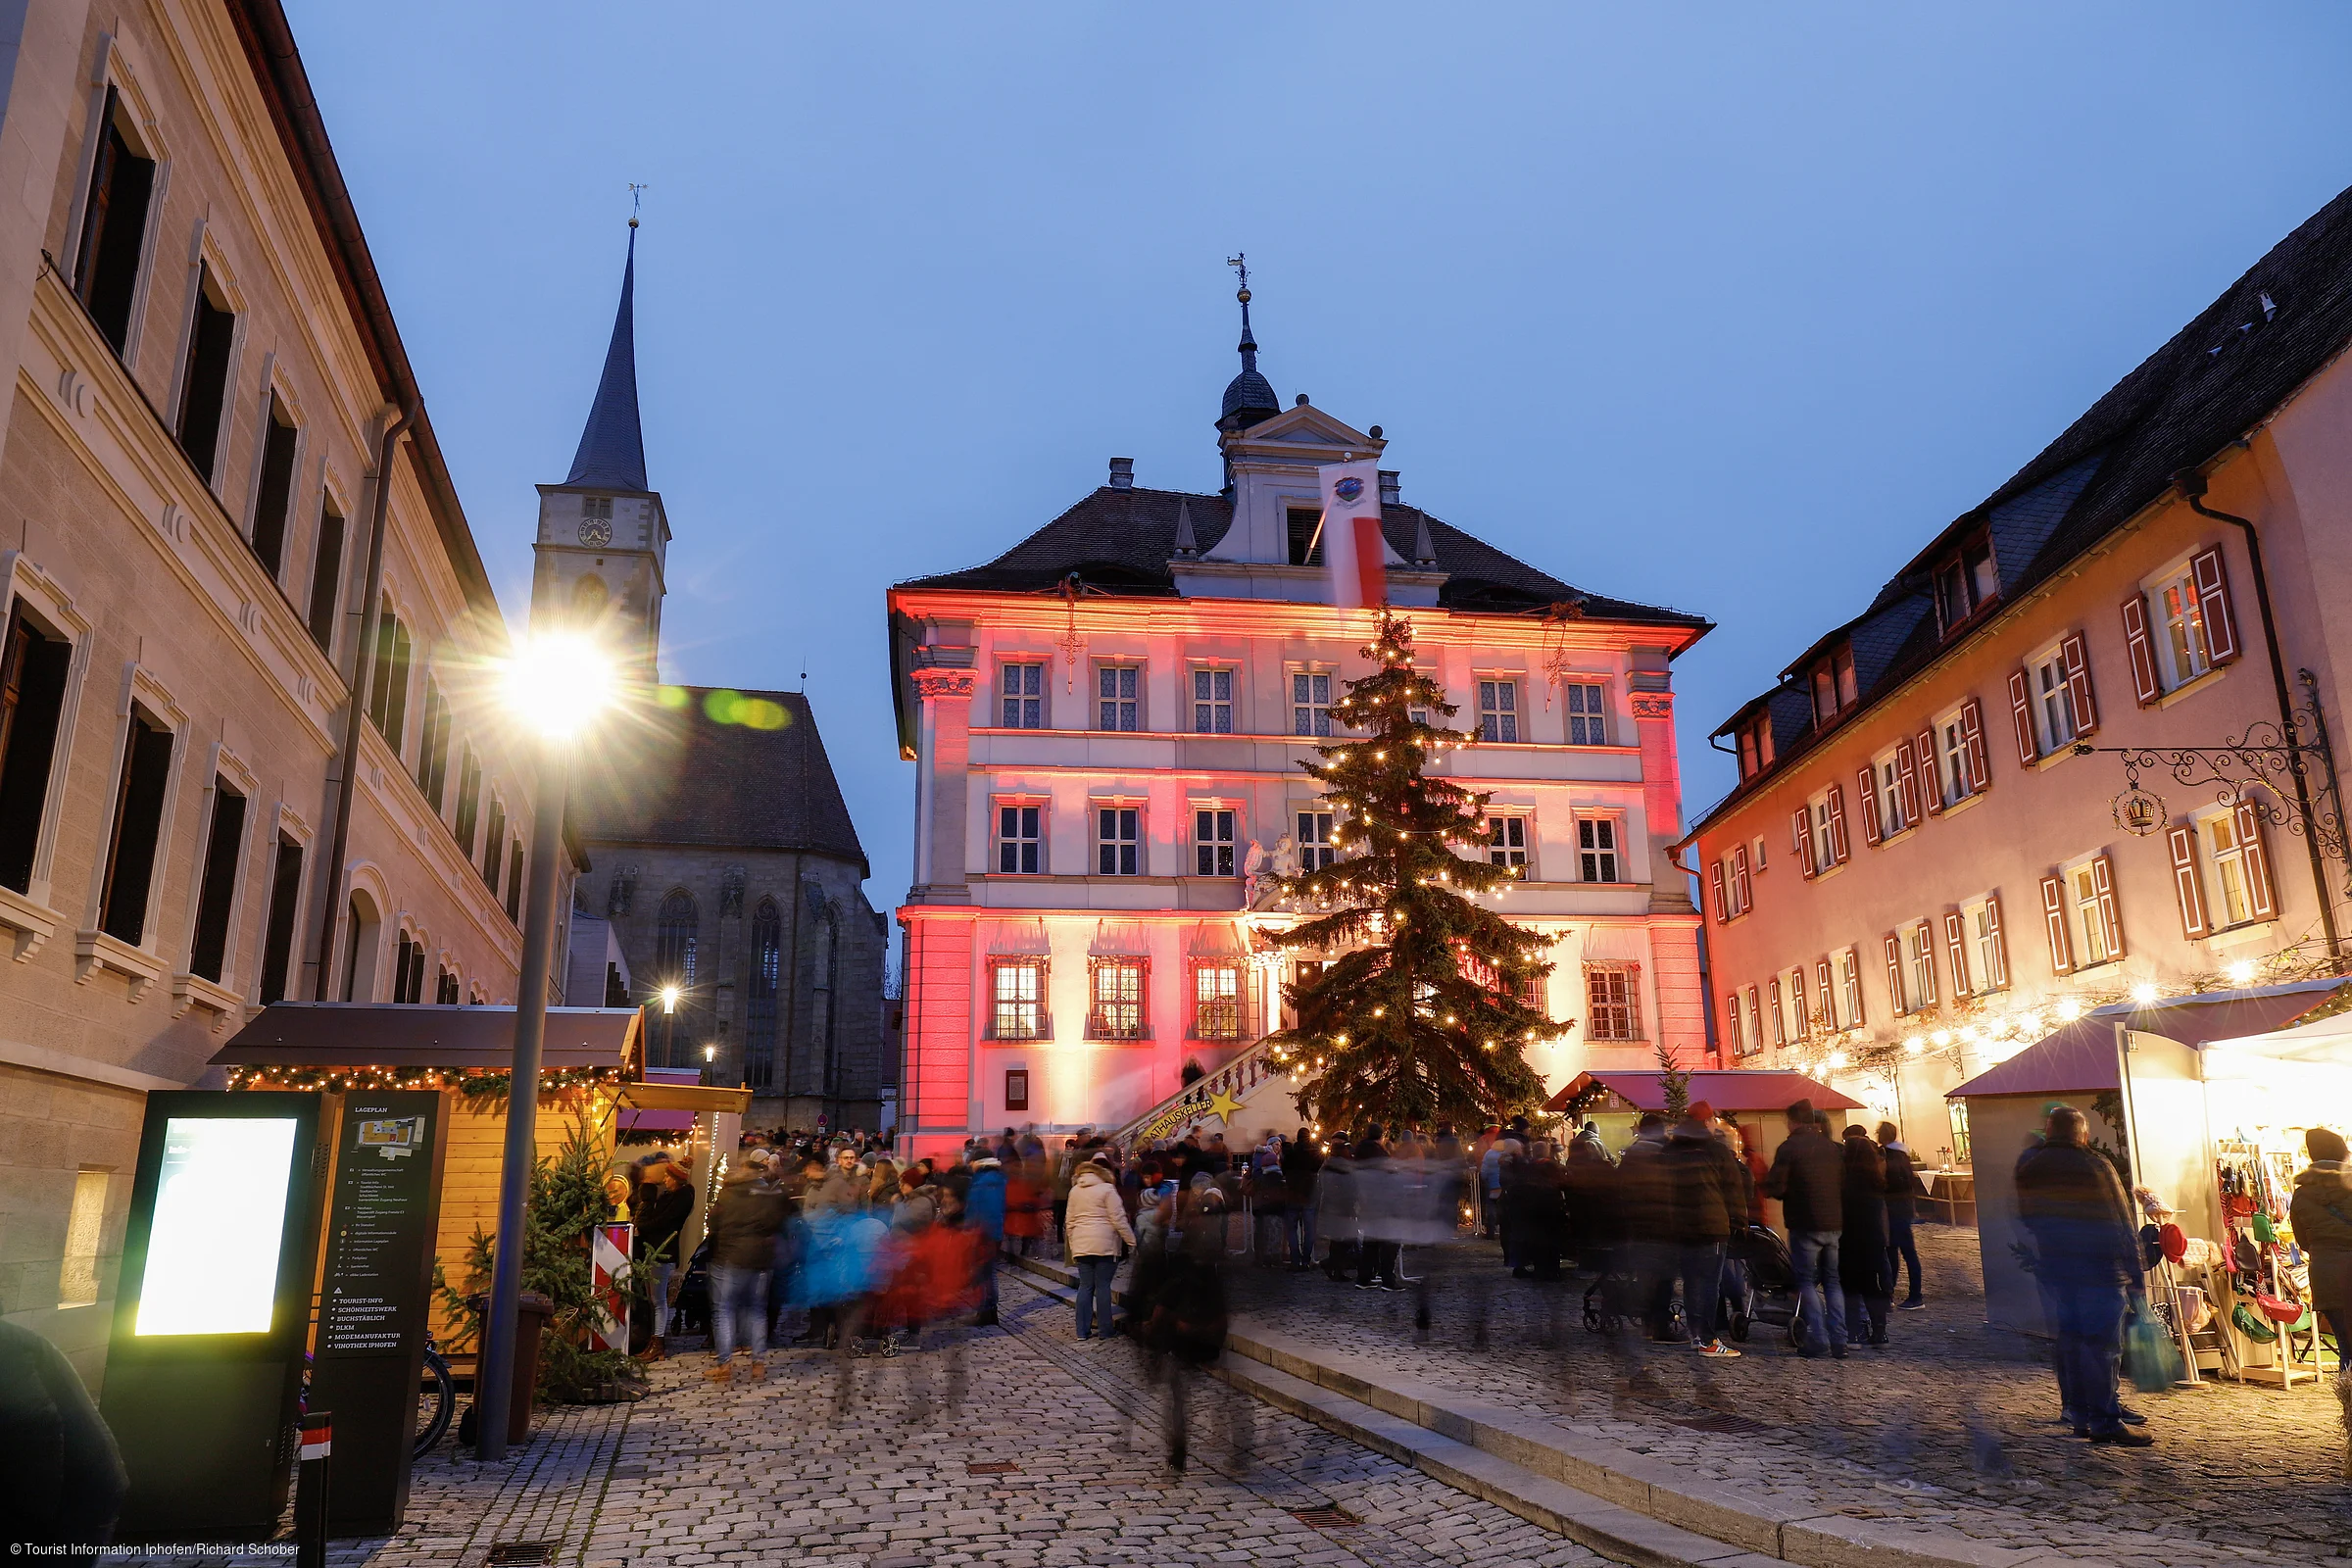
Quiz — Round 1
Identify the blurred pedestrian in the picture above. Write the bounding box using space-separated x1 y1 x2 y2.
1505 1140 1567 1281
2016 1104 2151 1444
0 1319 125 1548
1317 1134 1360 1281
1763 1101 1846 1358
631 1155 694 1361
1145 1185 1235 1470
965 1154 1006 1326
1617 1113 1676 1340
1840 1125 1891 1347
1667 1108 1742 1355
1282 1127 1323 1269
704 1149 788 1383
1563 1126 1616 1273
1878 1122 1927 1309
1354 1130 1404 1292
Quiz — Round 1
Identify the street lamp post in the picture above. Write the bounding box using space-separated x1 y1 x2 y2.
473 633 613 1463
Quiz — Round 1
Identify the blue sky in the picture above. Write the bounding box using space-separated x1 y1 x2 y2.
287 1 2352 922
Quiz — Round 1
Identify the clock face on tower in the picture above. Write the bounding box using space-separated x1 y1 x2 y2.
576 518 613 547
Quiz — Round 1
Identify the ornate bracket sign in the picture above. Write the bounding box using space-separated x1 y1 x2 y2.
2111 785 2167 836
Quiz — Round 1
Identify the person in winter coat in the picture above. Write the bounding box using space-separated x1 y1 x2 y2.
1616 1114 1676 1339
1505 1142 1568 1281
703 1152 790 1382
1064 1157 1137 1341
1147 1186 1234 1471
1666 1110 1743 1355
1317 1138 1361 1281
1839 1126 1892 1347
0 1319 125 1547
1563 1130 1616 1272
1763 1101 1847 1357
964 1157 1007 1326
2016 1104 2150 1445
1877 1122 1927 1308
2288 1127 2352 1351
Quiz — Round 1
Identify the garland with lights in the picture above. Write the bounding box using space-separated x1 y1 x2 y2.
226 1063 630 1098
1261 611 1565 1133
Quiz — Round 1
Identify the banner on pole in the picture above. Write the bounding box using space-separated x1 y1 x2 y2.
591 1221 633 1352
1318 459 1388 610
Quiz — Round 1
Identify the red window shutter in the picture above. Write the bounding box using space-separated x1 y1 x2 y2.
1846 949 1868 1028
1710 861 1728 924
1816 958 1836 1027
1894 740 1923 826
2191 545 2241 665
1733 845 1753 912
2007 669 2037 767
2121 595 2161 706
1790 968 1809 1038
1959 698 1989 794
1793 806 1816 877
1943 909 1969 996
1885 933 1905 1014
2040 873 2073 974
1985 895 2009 988
1827 784 1850 861
1856 767 1883 847
1915 919 1939 1004
1769 977 1786 1046
2167 822 2210 938
1725 992 1742 1055
2091 852 2125 958
1917 727 1944 814
2235 798 2278 918
2061 632 2100 737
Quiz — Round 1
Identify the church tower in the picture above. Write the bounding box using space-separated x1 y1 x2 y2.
533 221 669 680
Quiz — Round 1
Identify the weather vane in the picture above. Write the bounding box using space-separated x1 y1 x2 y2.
1227 253 1250 300
628 182 650 227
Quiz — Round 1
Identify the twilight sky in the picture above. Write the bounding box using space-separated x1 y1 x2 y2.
286 0 2352 928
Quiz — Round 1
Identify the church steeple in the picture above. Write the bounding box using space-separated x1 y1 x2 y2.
566 223 648 491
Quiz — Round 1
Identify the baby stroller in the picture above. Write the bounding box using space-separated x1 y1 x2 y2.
1728 1223 1802 1346
1583 1245 1672 1335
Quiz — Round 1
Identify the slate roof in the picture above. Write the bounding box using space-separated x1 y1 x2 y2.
572 687 866 873
565 228 650 492
895 484 1711 626
1698 181 2352 825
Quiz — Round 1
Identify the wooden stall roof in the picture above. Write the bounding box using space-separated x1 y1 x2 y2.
213 1003 642 1068
619 1081 752 1114
1545 1069 1864 1115
1946 980 2342 1099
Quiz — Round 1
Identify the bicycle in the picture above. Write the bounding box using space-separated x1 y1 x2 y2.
415 1329 455 1458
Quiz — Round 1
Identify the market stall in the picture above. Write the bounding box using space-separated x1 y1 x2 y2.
1946 979 2343 1388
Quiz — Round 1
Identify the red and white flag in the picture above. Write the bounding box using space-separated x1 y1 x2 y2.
1317 459 1389 610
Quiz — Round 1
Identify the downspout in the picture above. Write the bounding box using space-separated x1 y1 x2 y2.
2172 468 2343 965
312 405 415 999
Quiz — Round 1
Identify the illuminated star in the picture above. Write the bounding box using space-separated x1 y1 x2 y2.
1206 1086 1246 1123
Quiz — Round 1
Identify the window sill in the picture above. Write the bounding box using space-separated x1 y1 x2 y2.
1804 860 1849 884
2156 665 2230 710
0 883 61 961
2033 743 2082 773
2206 918 2278 951
74 929 166 1001
171 972 244 1028
1876 824 1920 849
1935 791 1989 822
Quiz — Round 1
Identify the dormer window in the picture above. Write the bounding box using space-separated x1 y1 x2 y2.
1286 507 1324 565
1933 537 1998 636
1735 712 1774 780
1808 646 1857 729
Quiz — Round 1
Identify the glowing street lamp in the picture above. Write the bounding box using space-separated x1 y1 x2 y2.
474 631 616 1462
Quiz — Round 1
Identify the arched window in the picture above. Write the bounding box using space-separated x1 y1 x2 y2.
655 890 698 992
342 891 380 1002
744 897 781 1091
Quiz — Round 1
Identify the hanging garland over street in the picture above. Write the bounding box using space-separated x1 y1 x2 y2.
1263 610 1566 1132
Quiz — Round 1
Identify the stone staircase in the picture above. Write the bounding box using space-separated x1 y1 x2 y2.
1110 1033 1299 1149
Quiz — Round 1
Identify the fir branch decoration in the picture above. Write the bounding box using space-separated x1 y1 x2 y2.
1262 611 1566 1133
1654 1041 1691 1121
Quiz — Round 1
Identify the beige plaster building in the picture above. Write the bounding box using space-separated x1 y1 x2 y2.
0 0 561 1382
1688 185 2352 1158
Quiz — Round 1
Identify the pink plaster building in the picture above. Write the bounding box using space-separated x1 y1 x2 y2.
1688 185 2352 1155
886 296 1711 1157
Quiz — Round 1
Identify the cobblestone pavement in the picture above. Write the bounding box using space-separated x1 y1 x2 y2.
1211 1223 2352 1567
101 1270 1602 1567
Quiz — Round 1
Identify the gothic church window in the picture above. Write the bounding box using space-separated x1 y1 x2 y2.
745 897 780 1090
656 890 699 992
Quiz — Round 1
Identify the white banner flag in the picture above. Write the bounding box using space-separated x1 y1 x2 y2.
1317 460 1388 610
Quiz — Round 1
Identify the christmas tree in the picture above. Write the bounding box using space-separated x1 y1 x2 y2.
1266 611 1565 1133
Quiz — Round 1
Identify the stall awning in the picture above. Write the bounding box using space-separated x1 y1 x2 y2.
214 1003 642 1069
619 1081 753 1114
1945 981 2343 1099
1545 1069 1863 1115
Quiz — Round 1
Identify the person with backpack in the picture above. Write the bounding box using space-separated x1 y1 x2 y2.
2016 1104 2152 1446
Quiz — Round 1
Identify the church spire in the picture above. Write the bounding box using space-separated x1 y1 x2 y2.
565 221 648 491
1218 253 1281 431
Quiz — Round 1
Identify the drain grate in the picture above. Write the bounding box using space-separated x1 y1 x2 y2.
486 1544 557 1567
966 1460 1021 1475
1666 1411 1770 1437
1292 1505 1361 1529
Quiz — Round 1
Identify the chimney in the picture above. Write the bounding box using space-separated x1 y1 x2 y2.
1378 469 1401 505
1107 457 1135 491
